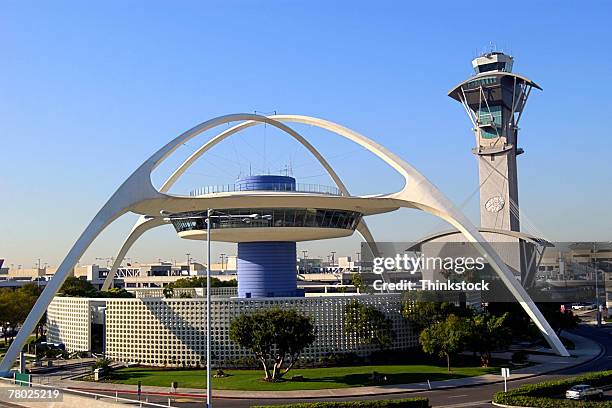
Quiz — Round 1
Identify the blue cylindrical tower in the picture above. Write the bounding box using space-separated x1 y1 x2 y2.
235 175 301 298
237 241 298 298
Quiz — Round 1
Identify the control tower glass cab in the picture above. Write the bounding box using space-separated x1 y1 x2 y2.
450 52 541 154
448 52 541 232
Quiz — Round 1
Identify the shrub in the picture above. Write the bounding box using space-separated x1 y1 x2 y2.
561 336 576 350
98 288 135 298
253 398 430 408
93 358 112 371
318 352 363 367
511 350 528 364
493 370 612 407
493 396 612 408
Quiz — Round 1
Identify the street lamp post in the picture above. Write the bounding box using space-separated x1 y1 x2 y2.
35 259 42 288
220 254 226 274
164 210 272 408
592 243 601 328
206 208 212 408
302 250 308 273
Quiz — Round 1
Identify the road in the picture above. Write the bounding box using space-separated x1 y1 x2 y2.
131 325 612 408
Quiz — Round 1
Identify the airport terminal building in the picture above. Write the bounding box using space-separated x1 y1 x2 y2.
48 292 414 366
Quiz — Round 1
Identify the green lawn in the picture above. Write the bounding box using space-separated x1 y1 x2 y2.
103 364 499 391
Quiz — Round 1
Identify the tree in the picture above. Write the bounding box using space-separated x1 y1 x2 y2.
98 288 135 298
419 314 471 371
59 276 97 297
486 302 579 342
170 276 238 289
162 287 174 298
344 300 395 351
485 302 537 340
0 287 37 344
229 308 316 381
18 283 42 298
467 312 512 367
17 284 43 338
0 289 16 345
351 273 370 293
402 291 473 332
537 303 580 336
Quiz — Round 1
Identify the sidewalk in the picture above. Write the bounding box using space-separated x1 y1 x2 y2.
60 331 602 400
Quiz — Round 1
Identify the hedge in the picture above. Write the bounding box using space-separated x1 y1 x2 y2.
493 370 612 407
253 398 430 408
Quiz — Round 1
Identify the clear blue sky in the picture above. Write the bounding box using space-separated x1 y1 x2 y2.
1 1 611 268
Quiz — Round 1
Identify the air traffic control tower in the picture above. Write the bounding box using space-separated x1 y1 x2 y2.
448 52 541 232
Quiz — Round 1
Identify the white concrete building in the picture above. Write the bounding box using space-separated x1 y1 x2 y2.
47 293 415 366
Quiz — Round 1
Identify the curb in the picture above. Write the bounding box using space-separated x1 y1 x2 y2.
491 403 532 408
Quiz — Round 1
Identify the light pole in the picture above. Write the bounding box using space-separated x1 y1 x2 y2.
35 259 42 287
593 242 601 327
164 210 272 408
96 257 114 268
206 209 212 408
219 254 226 274
205 211 272 408
302 250 308 273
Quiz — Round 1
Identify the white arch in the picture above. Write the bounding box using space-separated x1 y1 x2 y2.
0 113 568 373
101 118 380 290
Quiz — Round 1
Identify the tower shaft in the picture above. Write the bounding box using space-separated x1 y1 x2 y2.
476 132 520 231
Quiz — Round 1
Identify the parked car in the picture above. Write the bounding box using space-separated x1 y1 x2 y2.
572 303 596 311
566 384 604 400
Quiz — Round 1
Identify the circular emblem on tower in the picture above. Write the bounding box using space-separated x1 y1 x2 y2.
485 196 505 213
